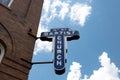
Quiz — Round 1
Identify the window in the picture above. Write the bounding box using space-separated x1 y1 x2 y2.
0 43 5 63
0 0 14 7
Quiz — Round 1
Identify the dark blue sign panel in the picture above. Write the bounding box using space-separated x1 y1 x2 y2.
54 35 65 71
40 28 79 41
40 28 80 75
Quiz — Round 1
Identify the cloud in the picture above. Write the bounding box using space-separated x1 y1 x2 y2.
89 52 120 80
67 62 82 80
41 0 92 27
67 52 120 80
58 1 69 20
33 24 52 55
69 3 92 26
41 0 70 25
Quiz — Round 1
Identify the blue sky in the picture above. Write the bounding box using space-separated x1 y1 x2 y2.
28 0 120 80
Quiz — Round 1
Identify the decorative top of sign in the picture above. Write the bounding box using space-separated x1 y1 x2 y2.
40 28 80 41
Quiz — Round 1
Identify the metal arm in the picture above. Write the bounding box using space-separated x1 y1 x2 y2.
21 58 53 65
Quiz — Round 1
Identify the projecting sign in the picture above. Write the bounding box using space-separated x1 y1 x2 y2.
40 28 80 75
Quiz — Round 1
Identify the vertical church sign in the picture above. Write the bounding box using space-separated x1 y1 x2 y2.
40 28 80 75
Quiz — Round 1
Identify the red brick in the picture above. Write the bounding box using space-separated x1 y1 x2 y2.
0 0 44 80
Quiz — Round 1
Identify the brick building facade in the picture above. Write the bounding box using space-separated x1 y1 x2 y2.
0 0 43 80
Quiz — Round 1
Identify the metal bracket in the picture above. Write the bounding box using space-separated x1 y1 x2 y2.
21 58 67 65
21 58 53 65
28 32 38 40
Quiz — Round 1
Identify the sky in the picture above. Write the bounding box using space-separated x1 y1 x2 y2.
28 0 120 80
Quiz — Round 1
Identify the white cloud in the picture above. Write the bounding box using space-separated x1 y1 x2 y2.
58 2 69 19
69 3 92 26
33 24 52 55
41 0 92 27
67 52 120 80
41 0 70 24
89 52 120 80
67 62 82 80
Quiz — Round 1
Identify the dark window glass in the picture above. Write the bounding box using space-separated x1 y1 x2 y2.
0 43 4 63
0 49 1 55
0 0 13 7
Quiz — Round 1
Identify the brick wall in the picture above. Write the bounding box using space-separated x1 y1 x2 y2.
0 0 43 80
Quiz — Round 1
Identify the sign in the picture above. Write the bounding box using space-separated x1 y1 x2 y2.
54 35 65 72
40 28 80 75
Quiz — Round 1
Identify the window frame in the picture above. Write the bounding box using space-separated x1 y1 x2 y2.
0 43 5 63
